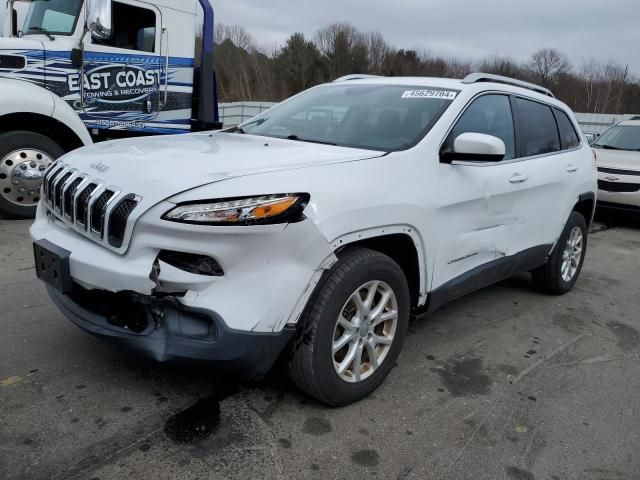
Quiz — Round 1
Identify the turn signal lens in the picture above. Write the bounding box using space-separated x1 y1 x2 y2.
163 194 308 225
254 197 298 219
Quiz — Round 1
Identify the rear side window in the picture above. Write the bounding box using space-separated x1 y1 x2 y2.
554 109 580 149
447 94 516 160
514 98 560 157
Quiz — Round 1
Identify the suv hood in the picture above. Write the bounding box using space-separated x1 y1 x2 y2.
595 148 640 172
61 132 384 206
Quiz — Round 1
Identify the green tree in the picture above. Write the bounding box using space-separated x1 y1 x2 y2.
275 33 324 96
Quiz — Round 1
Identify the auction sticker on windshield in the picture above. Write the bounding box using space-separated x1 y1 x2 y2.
402 90 457 100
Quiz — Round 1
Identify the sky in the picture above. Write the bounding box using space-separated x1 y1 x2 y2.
214 0 640 76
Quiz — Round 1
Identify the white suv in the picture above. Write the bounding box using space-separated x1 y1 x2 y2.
31 73 597 406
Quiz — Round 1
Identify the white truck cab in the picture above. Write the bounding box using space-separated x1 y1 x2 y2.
0 0 220 218
31 74 597 406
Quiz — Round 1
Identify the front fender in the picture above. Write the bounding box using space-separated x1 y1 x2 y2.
0 78 92 146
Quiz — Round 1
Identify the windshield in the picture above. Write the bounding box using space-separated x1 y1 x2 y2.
24 0 83 36
593 125 640 152
237 84 458 152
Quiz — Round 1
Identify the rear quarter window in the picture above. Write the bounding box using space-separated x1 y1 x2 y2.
554 108 581 149
514 97 561 157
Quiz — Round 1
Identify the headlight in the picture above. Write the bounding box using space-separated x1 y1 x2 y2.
162 193 309 225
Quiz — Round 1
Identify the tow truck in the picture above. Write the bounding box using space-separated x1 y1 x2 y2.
0 0 220 218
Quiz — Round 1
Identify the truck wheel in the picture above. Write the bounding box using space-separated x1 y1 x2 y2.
532 211 588 294
0 131 65 219
287 248 410 406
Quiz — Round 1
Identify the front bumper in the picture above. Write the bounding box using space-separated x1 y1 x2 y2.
30 200 335 333
47 285 295 377
597 172 640 210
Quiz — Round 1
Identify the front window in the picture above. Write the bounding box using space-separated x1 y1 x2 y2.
24 0 83 36
594 125 640 152
237 84 457 152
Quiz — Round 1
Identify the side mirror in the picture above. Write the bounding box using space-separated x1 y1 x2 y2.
88 0 113 41
441 132 506 163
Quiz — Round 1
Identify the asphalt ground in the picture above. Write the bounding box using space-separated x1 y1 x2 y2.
1 211 639 480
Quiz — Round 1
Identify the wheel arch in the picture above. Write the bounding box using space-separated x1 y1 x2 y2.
573 192 596 225
0 113 87 153
330 225 428 309
0 78 92 152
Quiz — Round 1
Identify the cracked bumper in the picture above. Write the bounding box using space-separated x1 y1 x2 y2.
47 285 295 376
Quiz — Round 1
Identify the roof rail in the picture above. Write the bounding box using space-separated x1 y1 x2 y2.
462 73 555 98
333 74 382 82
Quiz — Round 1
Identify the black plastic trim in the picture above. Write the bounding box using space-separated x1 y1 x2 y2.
598 166 640 177
33 240 74 294
597 201 640 213
47 287 294 377
427 244 552 313
0 55 26 70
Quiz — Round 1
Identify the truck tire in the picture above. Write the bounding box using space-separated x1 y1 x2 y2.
532 211 588 294
0 131 65 219
287 248 410 406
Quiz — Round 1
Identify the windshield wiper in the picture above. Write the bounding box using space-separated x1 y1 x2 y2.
26 27 55 40
286 135 336 146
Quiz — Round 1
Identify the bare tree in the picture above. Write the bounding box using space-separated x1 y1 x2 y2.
478 54 524 79
215 24 253 51
528 48 571 87
367 31 390 75
315 23 368 78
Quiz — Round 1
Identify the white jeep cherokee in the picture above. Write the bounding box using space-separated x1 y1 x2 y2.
31 73 597 406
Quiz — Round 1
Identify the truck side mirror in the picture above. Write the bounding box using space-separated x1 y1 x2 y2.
88 0 113 41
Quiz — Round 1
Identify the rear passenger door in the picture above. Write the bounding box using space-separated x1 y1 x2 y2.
510 97 579 254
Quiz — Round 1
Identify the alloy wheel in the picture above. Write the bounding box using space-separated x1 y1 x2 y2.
332 280 398 383
561 226 583 282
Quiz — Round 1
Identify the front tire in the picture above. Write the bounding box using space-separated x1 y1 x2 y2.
287 248 410 406
0 131 65 219
532 211 588 294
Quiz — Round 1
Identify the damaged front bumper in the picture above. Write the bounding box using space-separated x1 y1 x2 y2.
46 284 295 376
30 199 336 372
30 200 336 334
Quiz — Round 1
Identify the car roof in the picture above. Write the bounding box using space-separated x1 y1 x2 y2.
617 120 640 126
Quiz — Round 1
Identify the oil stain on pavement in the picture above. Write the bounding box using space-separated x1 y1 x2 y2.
164 384 238 444
431 356 491 397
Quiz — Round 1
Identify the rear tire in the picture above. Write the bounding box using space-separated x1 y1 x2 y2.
0 131 65 219
532 211 588 294
287 248 410 406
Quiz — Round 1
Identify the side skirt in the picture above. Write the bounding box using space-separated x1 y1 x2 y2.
425 244 553 313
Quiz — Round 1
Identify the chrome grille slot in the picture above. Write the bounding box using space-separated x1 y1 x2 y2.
63 177 85 218
53 171 72 213
108 195 140 248
90 190 115 237
43 162 141 252
45 164 65 205
75 183 98 228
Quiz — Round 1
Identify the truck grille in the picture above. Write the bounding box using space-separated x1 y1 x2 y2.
42 162 141 251
598 180 640 193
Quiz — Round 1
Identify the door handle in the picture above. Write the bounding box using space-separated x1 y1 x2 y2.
566 164 579 173
508 173 529 184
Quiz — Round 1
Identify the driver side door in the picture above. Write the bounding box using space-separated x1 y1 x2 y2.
78 0 162 131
